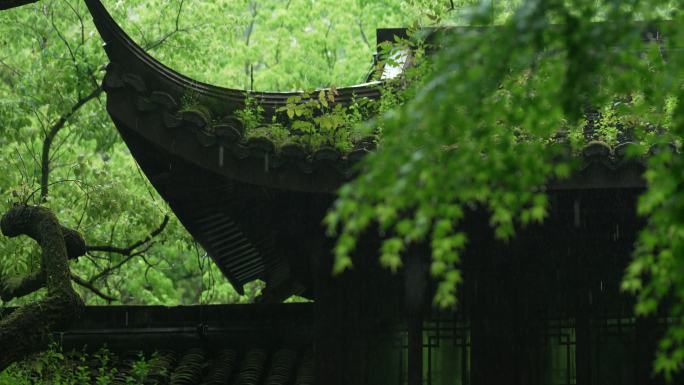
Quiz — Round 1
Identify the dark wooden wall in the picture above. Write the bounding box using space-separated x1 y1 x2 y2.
310 187 676 385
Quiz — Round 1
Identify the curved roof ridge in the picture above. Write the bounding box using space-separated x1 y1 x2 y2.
84 0 383 107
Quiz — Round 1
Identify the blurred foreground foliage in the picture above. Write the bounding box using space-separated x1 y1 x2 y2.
324 0 684 377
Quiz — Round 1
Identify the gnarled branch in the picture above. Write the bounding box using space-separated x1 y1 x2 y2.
0 205 84 372
0 223 86 302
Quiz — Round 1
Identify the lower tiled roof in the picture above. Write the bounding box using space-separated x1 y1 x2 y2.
0 305 315 384
105 347 313 385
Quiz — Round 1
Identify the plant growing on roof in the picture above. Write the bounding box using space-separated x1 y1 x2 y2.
0 343 133 385
278 88 343 149
235 94 266 131
231 30 429 153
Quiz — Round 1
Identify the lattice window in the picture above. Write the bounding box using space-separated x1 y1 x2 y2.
424 314 470 385
544 318 577 385
391 313 470 385
590 317 636 385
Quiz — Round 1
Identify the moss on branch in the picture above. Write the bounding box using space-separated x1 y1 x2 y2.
0 205 84 372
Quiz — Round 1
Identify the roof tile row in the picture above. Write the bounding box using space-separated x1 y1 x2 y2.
106 347 312 385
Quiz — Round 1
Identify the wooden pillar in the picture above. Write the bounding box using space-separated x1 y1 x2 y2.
635 317 664 385
634 317 651 385
572 196 592 385
574 268 593 380
313 238 345 385
470 278 521 384
468 235 548 385
405 252 426 385
312 222 399 385
575 311 592 385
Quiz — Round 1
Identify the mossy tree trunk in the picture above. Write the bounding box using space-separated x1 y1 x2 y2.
0 205 85 372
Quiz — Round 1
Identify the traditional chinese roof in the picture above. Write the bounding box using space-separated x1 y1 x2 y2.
85 0 382 194
84 0 650 299
83 0 389 298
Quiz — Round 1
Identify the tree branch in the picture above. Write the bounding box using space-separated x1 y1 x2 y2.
0 271 44 302
86 215 169 256
0 223 85 302
85 215 169 284
140 0 190 52
0 205 84 372
0 58 20 87
243 0 258 86
70 274 116 303
357 20 370 49
40 85 103 201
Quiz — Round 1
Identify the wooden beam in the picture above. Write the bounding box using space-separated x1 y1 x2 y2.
0 0 38 10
